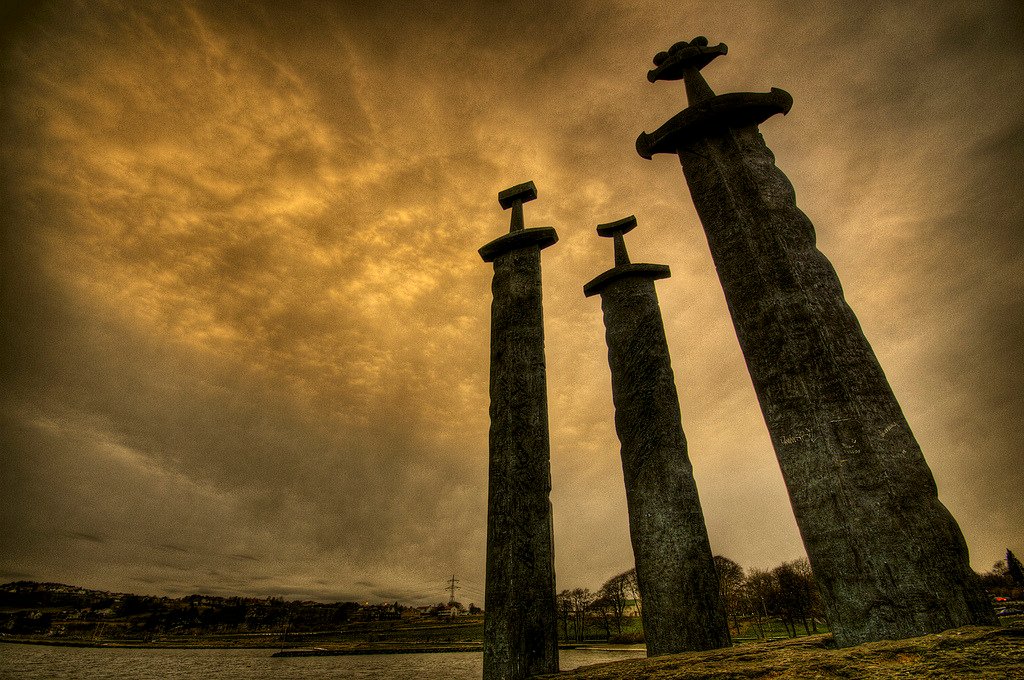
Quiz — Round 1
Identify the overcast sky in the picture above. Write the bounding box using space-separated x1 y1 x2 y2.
1 0 1021 605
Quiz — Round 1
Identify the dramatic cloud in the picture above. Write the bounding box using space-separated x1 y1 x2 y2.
1 0 1021 603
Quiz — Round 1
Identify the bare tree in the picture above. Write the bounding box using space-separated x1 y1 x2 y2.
568 588 594 643
621 568 642 621
589 595 614 640
741 568 776 640
771 562 802 636
981 557 1017 599
714 555 744 638
790 557 823 633
767 558 822 637
556 590 573 643
597 570 631 635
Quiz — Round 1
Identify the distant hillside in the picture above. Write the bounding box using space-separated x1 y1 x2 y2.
0 581 455 642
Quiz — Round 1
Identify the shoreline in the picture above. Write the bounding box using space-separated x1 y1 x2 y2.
0 638 484 653
272 644 482 657
0 637 626 655
0 637 287 650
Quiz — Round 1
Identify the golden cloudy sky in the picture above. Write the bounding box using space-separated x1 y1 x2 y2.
1 0 1021 603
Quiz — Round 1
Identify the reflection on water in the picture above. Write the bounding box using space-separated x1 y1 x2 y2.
0 643 647 679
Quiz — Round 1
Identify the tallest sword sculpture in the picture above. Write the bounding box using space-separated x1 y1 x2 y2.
636 37 996 646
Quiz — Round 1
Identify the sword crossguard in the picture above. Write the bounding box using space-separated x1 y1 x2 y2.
479 181 558 262
498 181 538 232
597 215 638 266
583 214 670 297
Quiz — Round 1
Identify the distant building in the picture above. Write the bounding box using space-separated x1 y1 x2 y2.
431 603 464 618
355 603 401 621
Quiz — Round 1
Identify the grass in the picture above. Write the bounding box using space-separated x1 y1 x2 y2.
731 617 830 642
540 618 1024 679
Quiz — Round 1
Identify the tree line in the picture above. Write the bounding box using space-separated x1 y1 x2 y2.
979 549 1024 605
715 556 823 640
557 555 826 644
0 582 388 638
557 567 643 643
560 548 1022 644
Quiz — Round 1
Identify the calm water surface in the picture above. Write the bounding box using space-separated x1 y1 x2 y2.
0 643 646 679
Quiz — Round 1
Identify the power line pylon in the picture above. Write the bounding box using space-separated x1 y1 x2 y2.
447 574 460 604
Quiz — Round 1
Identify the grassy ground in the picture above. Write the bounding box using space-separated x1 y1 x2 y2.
0 614 487 649
570 615 828 645
731 617 830 641
542 619 1024 679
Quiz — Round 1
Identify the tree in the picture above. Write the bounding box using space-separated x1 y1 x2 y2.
568 588 594 642
589 595 614 640
557 590 573 642
980 559 1010 589
597 570 632 635
980 557 1019 599
1007 549 1024 587
714 555 744 637
741 568 777 640
768 558 822 637
790 557 823 633
621 568 642 620
117 594 149 617
772 562 805 636
331 602 359 624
